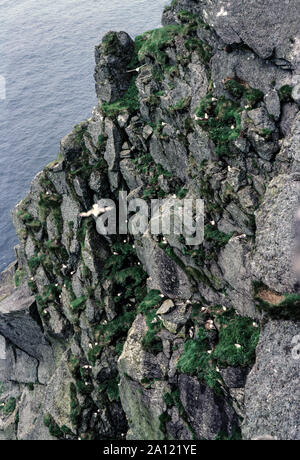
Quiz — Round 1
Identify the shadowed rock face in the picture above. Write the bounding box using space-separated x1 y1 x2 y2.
0 284 49 361
178 374 238 440
1 0 300 441
94 31 135 104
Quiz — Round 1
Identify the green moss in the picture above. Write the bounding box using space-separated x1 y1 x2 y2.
1 397 16 416
101 77 139 118
101 32 119 55
204 225 233 249
98 376 120 402
71 295 87 313
70 382 81 427
214 426 242 440
91 241 148 362
224 79 264 107
195 94 242 158
136 290 164 355
97 134 106 147
260 128 273 138
142 309 164 355
184 38 212 64
17 210 41 232
96 311 136 353
159 412 171 436
278 85 293 102
68 354 81 378
43 413 65 439
87 343 102 367
177 308 260 394
76 379 93 395
169 97 191 113
28 254 45 274
212 312 260 367
14 268 26 287
137 25 184 69
138 290 162 314
177 328 223 394
164 389 185 416
175 187 188 198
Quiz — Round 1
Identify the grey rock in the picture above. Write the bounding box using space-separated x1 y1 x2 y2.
0 262 17 302
211 49 287 99
25 235 35 259
142 125 153 140
166 406 193 440
233 137 250 154
278 112 300 168
157 303 190 335
46 213 60 241
187 124 212 163
60 126 84 164
178 374 239 440
119 376 167 440
220 366 250 389
247 108 279 160
120 159 143 190
120 149 131 159
94 31 135 104
157 175 170 194
150 133 188 182
188 56 209 112
136 233 192 300
166 0 299 64
242 320 300 440
82 226 109 287
5 342 38 384
61 195 81 253
46 161 69 195
264 90 281 121
237 186 259 213
251 174 300 292
17 386 55 440
87 106 105 148
104 118 123 172
0 284 51 362
117 112 130 128
118 314 167 382
280 103 299 137
156 299 175 316
219 236 257 318
292 84 300 105
221 202 254 236
89 170 109 195
103 296 117 322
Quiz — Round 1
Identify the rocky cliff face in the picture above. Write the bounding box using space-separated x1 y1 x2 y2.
0 0 299 440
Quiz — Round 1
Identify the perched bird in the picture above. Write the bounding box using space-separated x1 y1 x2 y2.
80 204 113 218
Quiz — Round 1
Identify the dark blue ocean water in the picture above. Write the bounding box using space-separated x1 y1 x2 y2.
0 0 166 271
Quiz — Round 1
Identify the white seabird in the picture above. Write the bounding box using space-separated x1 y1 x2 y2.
80 204 113 218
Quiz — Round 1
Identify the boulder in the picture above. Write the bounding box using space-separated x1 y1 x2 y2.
243 320 300 440
94 31 135 104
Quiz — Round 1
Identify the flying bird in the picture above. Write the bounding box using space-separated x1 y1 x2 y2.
126 64 146 73
80 204 114 218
